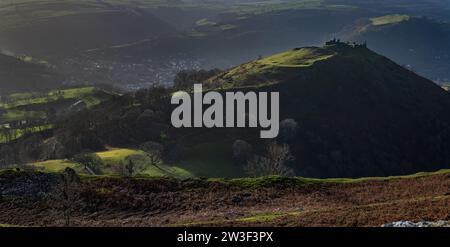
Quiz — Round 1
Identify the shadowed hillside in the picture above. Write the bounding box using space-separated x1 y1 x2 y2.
0 54 62 95
204 41 450 177
0 1 178 57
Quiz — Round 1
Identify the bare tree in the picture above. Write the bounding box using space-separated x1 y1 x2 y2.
50 168 82 226
139 141 167 172
147 150 162 167
114 151 165 177
124 158 136 177
244 142 295 177
140 141 164 166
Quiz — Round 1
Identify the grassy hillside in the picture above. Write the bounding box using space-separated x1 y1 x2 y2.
0 86 104 109
0 86 115 144
205 47 336 88
0 125 53 144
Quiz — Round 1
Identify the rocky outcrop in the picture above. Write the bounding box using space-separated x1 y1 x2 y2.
0 170 60 200
382 220 450 227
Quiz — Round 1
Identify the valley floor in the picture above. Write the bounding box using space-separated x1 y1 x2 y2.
0 170 449 227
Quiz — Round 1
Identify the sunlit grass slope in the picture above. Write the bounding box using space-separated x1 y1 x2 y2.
370 14 410 26
26 148 193 179
205 47 336 88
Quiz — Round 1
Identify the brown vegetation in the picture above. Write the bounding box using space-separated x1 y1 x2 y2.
0 170 449 227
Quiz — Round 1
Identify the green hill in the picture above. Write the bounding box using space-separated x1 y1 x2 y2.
203 41 450 178
5 42 450 178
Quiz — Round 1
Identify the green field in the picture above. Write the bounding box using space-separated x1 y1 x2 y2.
31 159 84 173
0 124 53 144
0 86 99 109
370 14 410 26
98 148 192 177
178 140 242 178
0 110 46 122
227 0 355 15
27 148 193 179
186 0 357 38
0 223 22 227
0 86 113 144
96 148 146 163
24 143 240 179
15 145 450 182
196 18 217 26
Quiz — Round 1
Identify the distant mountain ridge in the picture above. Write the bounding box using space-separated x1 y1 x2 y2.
337 15 450 82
